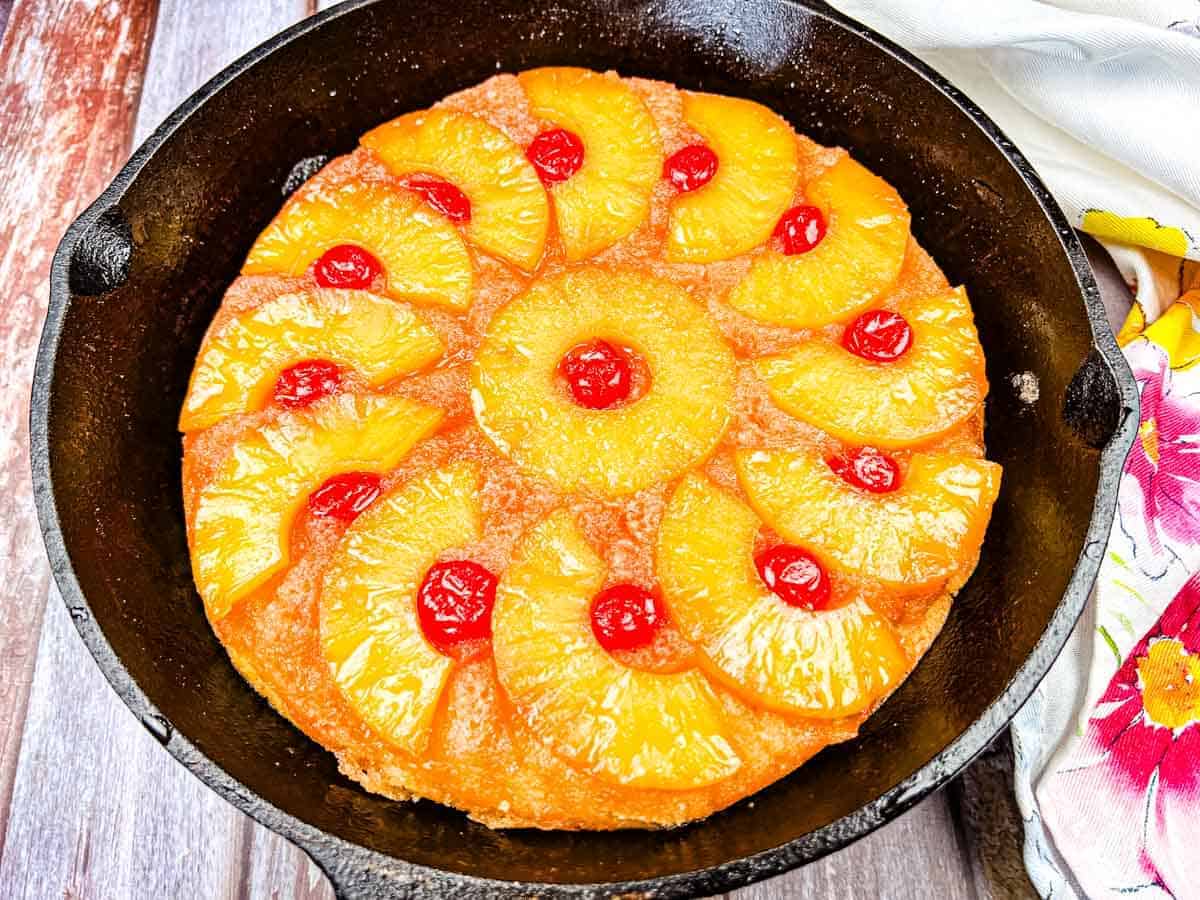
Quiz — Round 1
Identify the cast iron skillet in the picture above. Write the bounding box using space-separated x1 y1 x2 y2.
32 0 1138 896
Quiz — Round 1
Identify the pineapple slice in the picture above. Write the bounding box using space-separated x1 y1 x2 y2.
754 286 987 448
728 156 910 327
518 67 663 260
470 267 735 496
658 475 907 718
190 394 443 620
735 449 1001 592
665 93 800 263
243 180 473 310
492 510 741 788
179 289 443 431
321 463 479 754
361 108 549 271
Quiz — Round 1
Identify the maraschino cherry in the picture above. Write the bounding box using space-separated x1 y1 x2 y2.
417 560 498 655
590 584 664 652
756 545 831 611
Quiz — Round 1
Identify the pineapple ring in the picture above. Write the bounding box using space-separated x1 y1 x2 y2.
492 510 742 789
321 463 480 755
179 289 443 432
665 92 800 263
735 449 1002 593
727 155 911 328
754 286 987 448
362 108 550 271
658 475 908 718
470 267 736 496
244 180 474 310
190 393 443 621
518 67 664 261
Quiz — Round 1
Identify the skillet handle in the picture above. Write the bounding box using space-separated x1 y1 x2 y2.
300 841 509 900
1063 345 1125 450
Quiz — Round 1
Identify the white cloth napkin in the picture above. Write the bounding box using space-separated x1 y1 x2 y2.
829 0 1200 260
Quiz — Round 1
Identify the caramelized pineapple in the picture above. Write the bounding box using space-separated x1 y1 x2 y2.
321 463 480 754
735 449 1001 592
754 286 986 448
180 289 443 431
492 510 741 788
518 67 663 260
362 108 549 270
190 394 443 620
243 179 473 310
658 475 907 717
728 156 910 327
665 93 800 263
470 268 735 495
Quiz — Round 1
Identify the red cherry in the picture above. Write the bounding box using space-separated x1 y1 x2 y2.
843 309 913 362
774 205 827 255
417 560 498 655
590 584 664 652
526 128 585 184
755 545 831 610
559 340 633 409
273 359 342 408
307 472 382 522
663 144 718 192
403 175 472 223
313 244 383 289
827 447 902 493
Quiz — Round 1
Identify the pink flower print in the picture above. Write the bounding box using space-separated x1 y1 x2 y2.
1038 572 1200 898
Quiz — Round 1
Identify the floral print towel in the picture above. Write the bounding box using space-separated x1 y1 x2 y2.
1028 279 1200 900
823 1 1200 896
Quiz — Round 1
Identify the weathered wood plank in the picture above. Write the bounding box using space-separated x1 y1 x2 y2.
735 791 979 900
0 0 158 853
0 2 322 898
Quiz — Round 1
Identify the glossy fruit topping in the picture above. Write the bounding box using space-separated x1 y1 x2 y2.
361 108 549 271
313 244 382 290
590 584 664 652
417 560 498 654
775 205 827 256
190 394 443 621
559 339 634 409
471 268 734 496
665 93 799 263
403 175 472 224
526 128 585 184
827 447 902 493
754 287 986 448
492 510 741 788
244 179 473 310
320 463 480 753
736 448 1002 592
663 144 718 193
754 544 831 611
726 156 910 328
307 472 383 522
272 359 342 408
179 290 443 432
657 475 907 718
843 309 913 362
518 68 663 260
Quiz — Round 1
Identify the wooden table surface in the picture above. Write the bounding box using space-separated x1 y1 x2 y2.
0 2 1052 897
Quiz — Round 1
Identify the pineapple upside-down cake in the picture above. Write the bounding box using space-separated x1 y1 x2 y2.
181 68 1001 829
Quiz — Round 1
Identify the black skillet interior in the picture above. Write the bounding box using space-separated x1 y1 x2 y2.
34 0 1137 896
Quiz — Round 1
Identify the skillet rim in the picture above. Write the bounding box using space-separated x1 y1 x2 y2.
30 0 1140 895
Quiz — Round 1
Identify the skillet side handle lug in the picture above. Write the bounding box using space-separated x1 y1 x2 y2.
68 206 133 296
300 843 482 900
1063 345 1124 450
